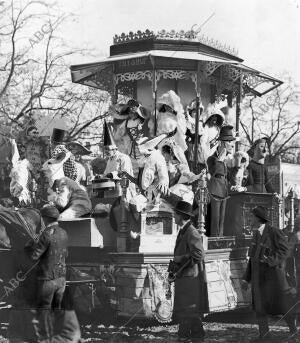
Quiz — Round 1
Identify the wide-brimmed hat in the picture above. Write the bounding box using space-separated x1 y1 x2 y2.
136 133 168 154
51 128 67 144
65 141 92 156
218 125 235 141
103 121 117 149
41 205 60 219
157 90 181 114
252 206 269 222
121 99 146 121
174 200 194 217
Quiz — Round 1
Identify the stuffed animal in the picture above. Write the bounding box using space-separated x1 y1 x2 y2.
42 151 72 187
228 151 249 192
9 159 35 205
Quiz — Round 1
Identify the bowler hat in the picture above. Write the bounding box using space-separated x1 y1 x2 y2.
218 125 235 141
174 200 194 217
252 206 269 222
41 205 60 219
51 128 67 144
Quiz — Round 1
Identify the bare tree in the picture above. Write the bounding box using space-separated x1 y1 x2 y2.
240 74 300 158
0 0 109 145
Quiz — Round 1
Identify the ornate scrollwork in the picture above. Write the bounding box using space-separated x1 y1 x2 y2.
222 65 241 83
156 70 196 83
243 73 266 90
84 65 115 93
198 61 221 81
114 71 153 85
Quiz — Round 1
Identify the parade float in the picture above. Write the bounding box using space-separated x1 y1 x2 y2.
0 28 285 323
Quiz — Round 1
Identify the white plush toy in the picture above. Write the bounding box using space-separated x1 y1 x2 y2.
42 151 72 187
9 159 33 205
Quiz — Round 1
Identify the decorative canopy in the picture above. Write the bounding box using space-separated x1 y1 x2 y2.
70 29 283 98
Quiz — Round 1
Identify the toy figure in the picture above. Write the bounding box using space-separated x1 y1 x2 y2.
207 125 235 237
136 133 170 203
17 125 49 176
228 151 249 192
48 177 92 220
246 138 274 193
0 131 19 198
151 90 187 152
50 128 78 181
159 139 201 205
113 99 150 173
103 121 136 202
185 101 225 170
65 141 93 185
9 159 36 206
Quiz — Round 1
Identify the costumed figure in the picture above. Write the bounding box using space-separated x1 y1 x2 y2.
0 129 20 198
135 133 170 204
66 141 93 185
48 177 92 220
207 125 235 237
189 102 225 170
113 99 150 174
246 138 274 193
151 90 187 153
228 151 249 192
171 200 207 339
42 152 92 220
50 128 78 182
159 138 202 205
102 120 136 202
242 206 298 341
17 124 49 178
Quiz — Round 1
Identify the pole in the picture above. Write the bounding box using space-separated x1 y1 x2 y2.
235 74 242 151
193 95 200 173
194 63 207 249
290 190 295 232
150 56 157 136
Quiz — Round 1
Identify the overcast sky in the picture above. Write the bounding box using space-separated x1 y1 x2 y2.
57 0 300 83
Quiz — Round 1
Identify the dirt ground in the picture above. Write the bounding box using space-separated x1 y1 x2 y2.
0 320 297 343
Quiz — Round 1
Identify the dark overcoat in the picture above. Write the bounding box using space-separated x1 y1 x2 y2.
244 224 296 315
173 221 208 320
31 223 68 280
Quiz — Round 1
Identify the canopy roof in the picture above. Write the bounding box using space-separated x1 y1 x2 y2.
70 30 283 97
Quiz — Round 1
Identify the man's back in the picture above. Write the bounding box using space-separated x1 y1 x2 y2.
32 223 68 280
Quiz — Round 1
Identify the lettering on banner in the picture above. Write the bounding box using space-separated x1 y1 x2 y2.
117 57 147 69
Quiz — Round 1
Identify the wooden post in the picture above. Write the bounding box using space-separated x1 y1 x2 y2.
235 74 242 151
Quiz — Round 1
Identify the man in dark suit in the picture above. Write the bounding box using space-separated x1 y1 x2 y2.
31 205 68 341
172 200 206 339
242 206 298 342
